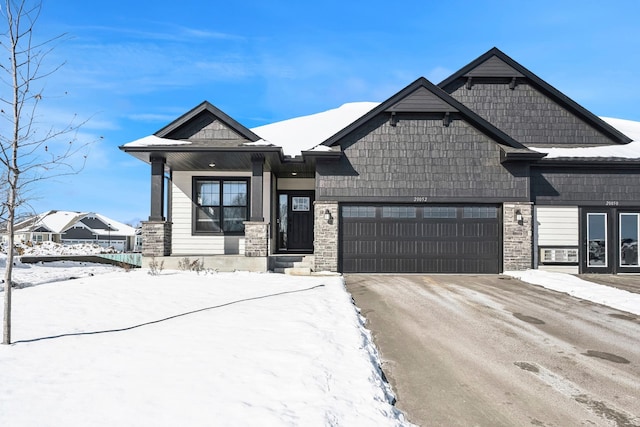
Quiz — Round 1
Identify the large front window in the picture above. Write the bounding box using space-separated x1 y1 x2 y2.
194 178 248 233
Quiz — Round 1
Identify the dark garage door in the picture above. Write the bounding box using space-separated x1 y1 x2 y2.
340 205 501 273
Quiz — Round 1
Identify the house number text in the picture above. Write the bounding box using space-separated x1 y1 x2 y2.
605 201 619 206
413 196 429 202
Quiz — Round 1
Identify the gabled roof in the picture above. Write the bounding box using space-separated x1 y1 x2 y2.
320 76 545 161
154 100 261 142
14 210 86 234
13 211 136 237
438 47 632 145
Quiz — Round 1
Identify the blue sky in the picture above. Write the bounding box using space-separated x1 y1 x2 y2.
16 0 640 225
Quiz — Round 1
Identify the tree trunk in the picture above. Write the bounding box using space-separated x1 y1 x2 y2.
2 202 15 345
3 3 21 344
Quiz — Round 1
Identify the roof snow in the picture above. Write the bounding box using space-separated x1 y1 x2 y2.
123 101 640 160
124 135 193 147
13 211 137 236
249 102 379 156
529 117 640 159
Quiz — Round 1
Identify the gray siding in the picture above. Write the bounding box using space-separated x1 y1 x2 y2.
448 80 615 147
166 112 245 141
387 87 458 113
465 56 524 78
63 227 95 239
316 113 529 202
532 168 640 205
80 217 109 229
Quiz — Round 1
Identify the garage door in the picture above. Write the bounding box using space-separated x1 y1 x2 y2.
340 205 501 273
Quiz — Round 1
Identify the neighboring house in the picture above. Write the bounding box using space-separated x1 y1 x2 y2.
5 210 138 252
120 48 640 274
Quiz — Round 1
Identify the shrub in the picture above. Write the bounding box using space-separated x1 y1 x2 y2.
148 256 164 276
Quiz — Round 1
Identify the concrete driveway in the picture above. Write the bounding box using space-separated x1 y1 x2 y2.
345 274 640 427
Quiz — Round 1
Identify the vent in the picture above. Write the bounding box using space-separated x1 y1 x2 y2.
540 247 578 264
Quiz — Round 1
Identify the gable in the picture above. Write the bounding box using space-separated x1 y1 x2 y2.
80 216 110 230
321 77 539 156
316 112 529 202
164 111 247 141
448 81 615 146
440 48 632 147
155 101 261 144
387 87 458 113
464 55 524 78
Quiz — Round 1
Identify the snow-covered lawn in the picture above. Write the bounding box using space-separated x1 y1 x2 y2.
0 265 409 426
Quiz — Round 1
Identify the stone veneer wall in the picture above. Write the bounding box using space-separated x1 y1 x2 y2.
314 201 339 272
142 221 172 256
244 221 269 257
503 202 533 271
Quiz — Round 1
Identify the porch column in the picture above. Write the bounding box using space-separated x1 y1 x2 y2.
314 201 339 272
141 221 172 257
503 202 533 271
250 155 264 221
244 221 269 257
149 156 165 221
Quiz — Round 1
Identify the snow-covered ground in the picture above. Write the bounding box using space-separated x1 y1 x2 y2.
12 240 118 256
506 269 640 315
1 256 638 426
0 260 410 427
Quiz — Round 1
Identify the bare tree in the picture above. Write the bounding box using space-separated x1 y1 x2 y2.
1 0 89 344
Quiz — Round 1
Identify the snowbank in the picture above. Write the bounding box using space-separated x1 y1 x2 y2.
505 269 640 315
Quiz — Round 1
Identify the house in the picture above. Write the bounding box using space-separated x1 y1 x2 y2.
5 210 138 252
120 48 640 274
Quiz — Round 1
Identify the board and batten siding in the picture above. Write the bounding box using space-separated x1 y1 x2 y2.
170 171 271 256
534 206 579 273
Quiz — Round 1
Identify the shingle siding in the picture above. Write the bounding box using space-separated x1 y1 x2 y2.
532 168 640 204
316 114 528 201
166 112 244 141
448 80 614 146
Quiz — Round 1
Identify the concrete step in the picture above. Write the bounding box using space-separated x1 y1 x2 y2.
270 255 314 274
283 267 312 276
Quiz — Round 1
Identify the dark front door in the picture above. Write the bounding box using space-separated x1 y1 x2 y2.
277 191 314 252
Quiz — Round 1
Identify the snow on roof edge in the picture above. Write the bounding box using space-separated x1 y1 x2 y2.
529 116 640 160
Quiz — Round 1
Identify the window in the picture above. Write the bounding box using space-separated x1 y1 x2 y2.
463 207 498 218
342 206 376 218
620 213 639 267
382 206 416 218
292 196 310 212
587 213 607 267
424 207 457 218
194 178 248 233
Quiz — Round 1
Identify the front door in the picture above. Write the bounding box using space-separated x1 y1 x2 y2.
277 191 314 252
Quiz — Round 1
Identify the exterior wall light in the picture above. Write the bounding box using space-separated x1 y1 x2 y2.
208 162 216 168
515 210 523 223
324 209 332 221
